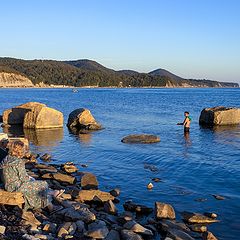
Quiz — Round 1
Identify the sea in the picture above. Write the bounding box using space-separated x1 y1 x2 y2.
0 88 239 239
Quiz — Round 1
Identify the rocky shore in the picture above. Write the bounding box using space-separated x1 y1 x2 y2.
0 150 219 240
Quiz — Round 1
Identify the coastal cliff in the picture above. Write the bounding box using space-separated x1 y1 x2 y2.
0 57 239 88
0 72 34 87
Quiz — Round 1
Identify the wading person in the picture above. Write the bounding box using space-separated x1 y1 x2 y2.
177 111 192 133
0 140 64 212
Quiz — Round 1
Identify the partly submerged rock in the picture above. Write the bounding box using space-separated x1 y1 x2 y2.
2 102 63 129
199 106 240 126
3 102 46 125
121 134 160 144
181 212 219 224
80 172 99 190
67 108 102 131
155 202 176 220
123 201 153 215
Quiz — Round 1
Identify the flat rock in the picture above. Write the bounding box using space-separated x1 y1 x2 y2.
75 190 114 202
52 173 76 184
80 172 99 190
121 134 160 144
57 207 96 223
121 230 144 240
84 220 109 239
181 212 219 224
62 162 78 174
40 153 52 162
155 202 176 220
189 224 207 232
199 106 240 126
123 220 153 236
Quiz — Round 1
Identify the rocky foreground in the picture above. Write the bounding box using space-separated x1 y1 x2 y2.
0 152 220 240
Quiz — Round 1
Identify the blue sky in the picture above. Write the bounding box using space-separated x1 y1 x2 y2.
0 0 240 83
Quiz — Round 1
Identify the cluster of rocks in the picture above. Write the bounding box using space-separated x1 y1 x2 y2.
0 153 220 240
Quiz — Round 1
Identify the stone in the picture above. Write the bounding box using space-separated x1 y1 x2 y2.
123 201 153 215
181 212 219 224
34 234 49 240
52 173 76 184
121 134 160 144
155 202 176 220
75 220 86 234
157 219 190 233
0 115 3 122
84 220 109 239
212 194 225 200
105 229 120 240
152 177 162 182
147 182 153 189
167 228 194 240
199 106 240 126
67 108 102 131
43 223 57 233
104 200 118 215
75 190 114 202
23 106 63 129
0 189 24 206
204 212 218 219
62 162 78 173
57 207 96 223
121 230 144 240
0 225 6 234
80 172 99 190
202 231 218 240
22 234 40 240
123 220 153 236
40 153 52 162
3 102 46 125
189 224 207 232
22 211 41 226
109 188 120 197
57 222 77 238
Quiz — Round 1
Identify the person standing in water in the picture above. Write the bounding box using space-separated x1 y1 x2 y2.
177 111 192 133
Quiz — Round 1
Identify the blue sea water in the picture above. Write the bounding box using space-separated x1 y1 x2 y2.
0 88 240 239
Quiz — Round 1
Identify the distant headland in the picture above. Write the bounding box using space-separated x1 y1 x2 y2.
0 57 239 88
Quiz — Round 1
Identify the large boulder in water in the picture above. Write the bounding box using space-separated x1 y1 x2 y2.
121 134 160 144
199 106 240 126
67 108 102 131
3 102 46 125
23 106 63 129
2 102 63 129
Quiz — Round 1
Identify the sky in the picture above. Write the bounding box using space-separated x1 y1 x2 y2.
0 0 240 83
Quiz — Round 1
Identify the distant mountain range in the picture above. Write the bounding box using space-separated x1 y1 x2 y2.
0 57 238 88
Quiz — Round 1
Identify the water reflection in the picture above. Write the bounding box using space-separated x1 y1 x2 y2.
68 128 92 145
24 128 63 146
2 125 24 137
2 125 63 147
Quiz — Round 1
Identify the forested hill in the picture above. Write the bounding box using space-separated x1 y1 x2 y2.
0 57 238 88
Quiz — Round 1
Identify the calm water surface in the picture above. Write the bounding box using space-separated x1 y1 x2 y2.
0 88 240 239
